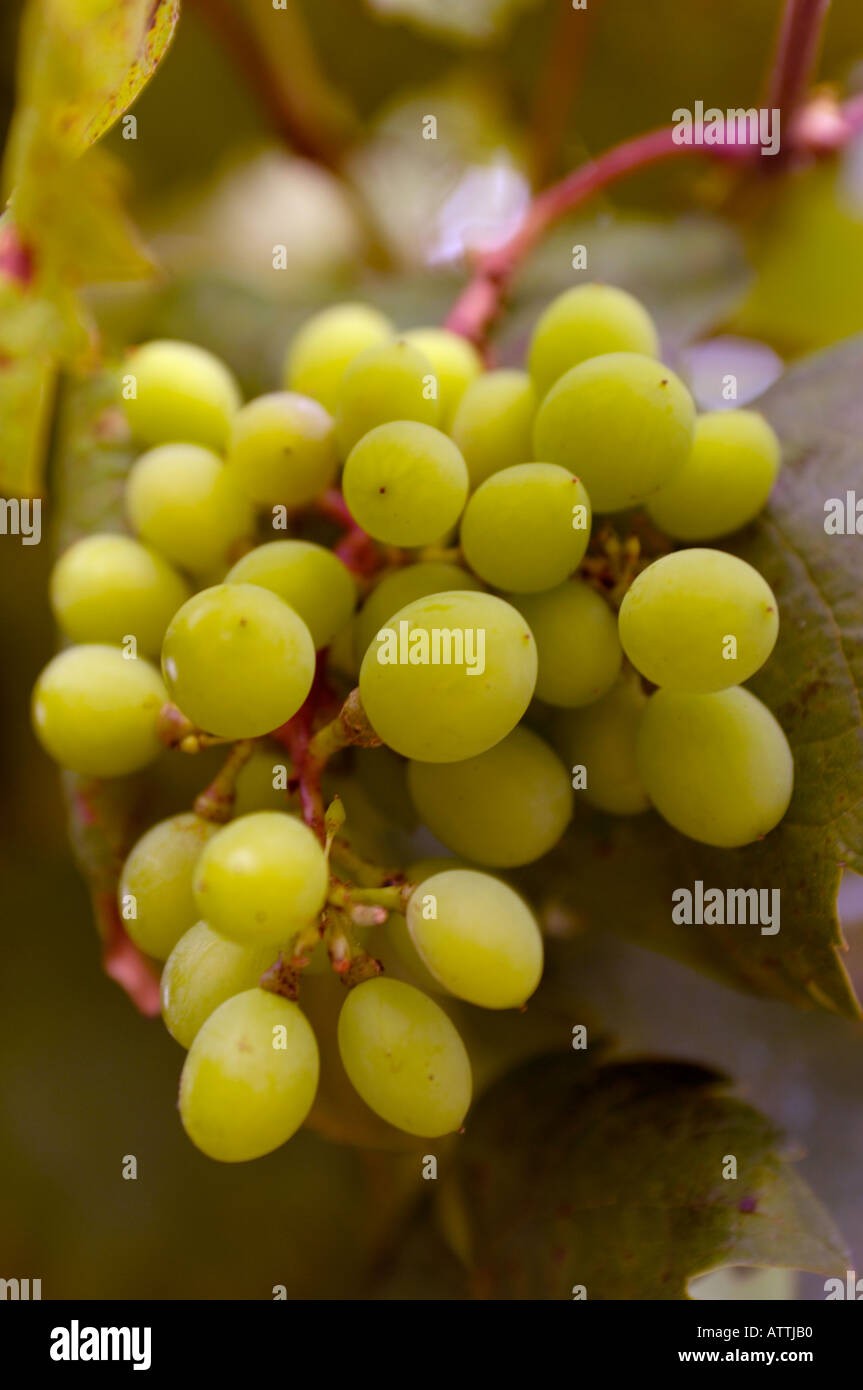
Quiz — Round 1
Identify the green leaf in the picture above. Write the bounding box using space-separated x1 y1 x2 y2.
365 0 543 44
528 336 863 1019
452 1054 848 1299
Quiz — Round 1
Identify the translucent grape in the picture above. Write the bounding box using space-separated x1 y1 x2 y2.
337 978 471 1136
283 302 393 413
407 726 572 867
225 391 338 507
353 561 482 665
460 463 592 593
193 811 329 947
359 590 537 761
450 368 537 488
120 813 219 961
179 989 319 1162
636 686 794 847
226 540 356 649
32 644 167 777
512 581 622 707
161 583 315 738
646 410 782 540
528 283 659 397
49 533 190 656
161 921 276 1048
533 352 696 512
122 339 241 451
552 677 650 815
406 869 543 1009
617 549 779 692
343 421 469 546
335 338 439 456
385 913 451 996
401 327 482 428
125 444 254 577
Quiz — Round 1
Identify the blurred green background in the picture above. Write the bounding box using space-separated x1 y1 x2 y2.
3 0 863 1299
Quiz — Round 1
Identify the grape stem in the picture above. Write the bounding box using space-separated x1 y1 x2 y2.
330 836 405 888
194 739 256 823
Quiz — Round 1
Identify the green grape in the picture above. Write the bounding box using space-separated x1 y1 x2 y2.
49 533 190 657
646 410 782 541
385 913 450 995
407 726 572 867
533 352 696 513
225 391 338 507
512 581 622 707
450 368 537 488
528 283 659 397
122 339 242 451
283 302 393 413
161 583 315 738
618 549 779 693
401 327 482 428
406 869 543 1009
232 744 291 816
193 811 329 947
161 921 276 1047
337 978 471 1137
120 813 219 960
179 988 319 1162
353 561 482 665
636 686 794 847
226 540 356 649
552 677 650 815
32 644 167 778
335 338 439 455
343 422 469 546
359 590 537 762
460 463 592 593
125 444 254 577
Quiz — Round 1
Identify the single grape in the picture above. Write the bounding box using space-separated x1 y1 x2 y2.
460 463 592 593
49 534 190 656
193 811 329 947
225 391 338 507
233 744 292 816
359 590 537 761
161 921 276 1048
343 421 469 546
335 338 439 455
353 561 482 665
401 327 482 428
533 352 696 512
32 644 167 777
636 686 794 847
407 726 572 867
161 583 315 738
283 302 393 412
179 989 319 1162
528 283 659 397
120 813 219 961
511 581 622 707
552 677 650 815
385 913 451 995
125 444 254 577
337 978 471 1137
122 340 241 451
646 410 782 540
618 549 779 692
226 540 356 649
450 369 537 488
406 869 543 1009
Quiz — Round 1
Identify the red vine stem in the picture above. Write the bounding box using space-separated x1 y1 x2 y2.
766 0 833 137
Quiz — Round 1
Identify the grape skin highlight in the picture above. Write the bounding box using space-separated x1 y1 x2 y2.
618 549 779 693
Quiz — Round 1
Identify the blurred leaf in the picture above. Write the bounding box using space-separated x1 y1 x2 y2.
454 1055 848 1300
365 0 544 45
527 336 863 1018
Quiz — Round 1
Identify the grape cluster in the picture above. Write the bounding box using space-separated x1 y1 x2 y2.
31 283 790 1163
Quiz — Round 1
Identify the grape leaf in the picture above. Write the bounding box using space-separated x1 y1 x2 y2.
452 1054 848 1300
527 336 863 1018
365 0 543 44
